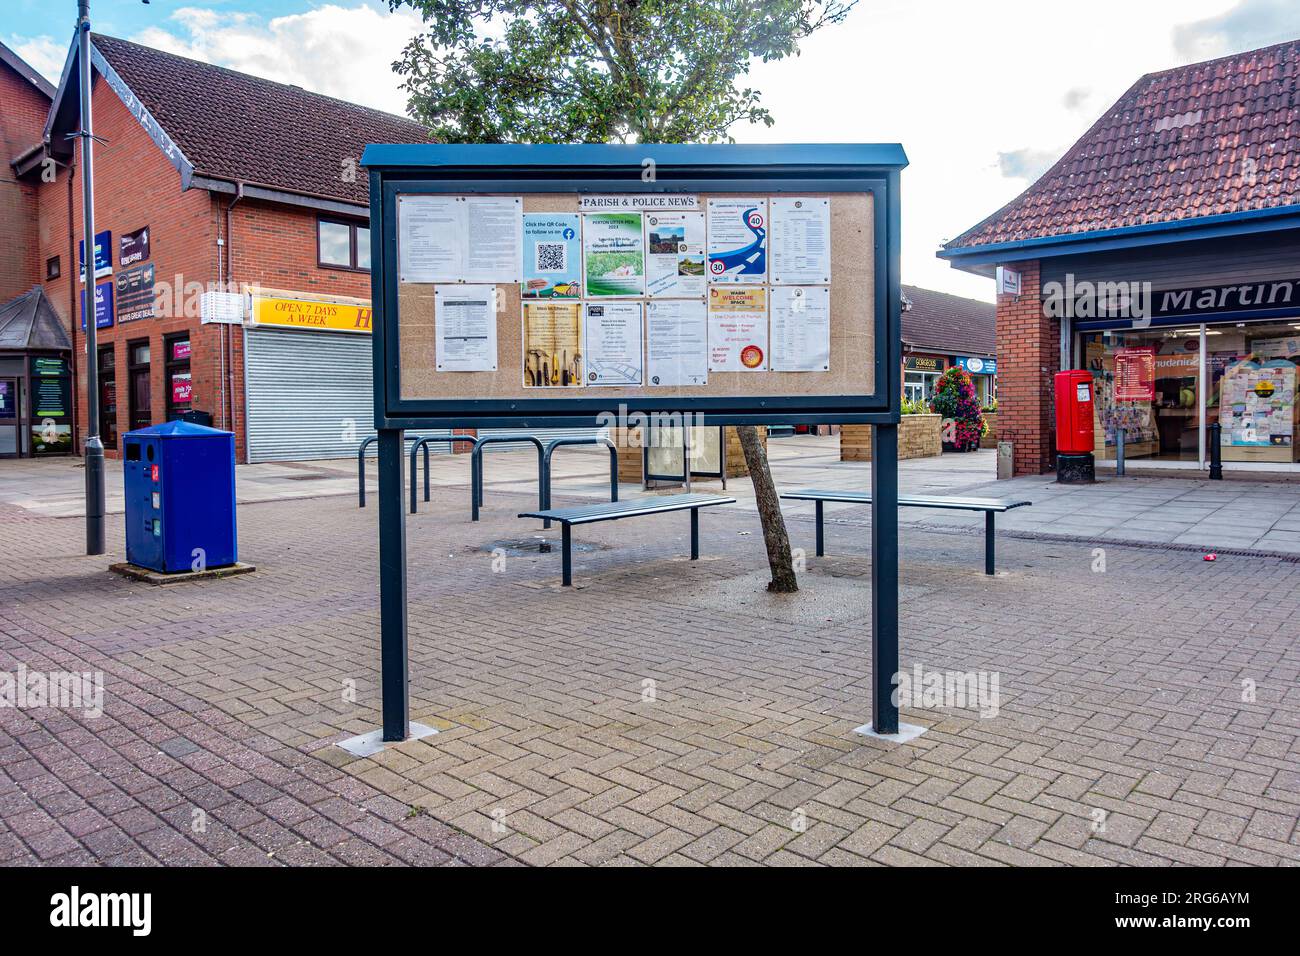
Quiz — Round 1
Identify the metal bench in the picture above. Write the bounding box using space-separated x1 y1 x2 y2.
519 493 735 586
780 489 1032 575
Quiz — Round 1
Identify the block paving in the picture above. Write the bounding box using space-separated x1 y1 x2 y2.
2 451 1298 866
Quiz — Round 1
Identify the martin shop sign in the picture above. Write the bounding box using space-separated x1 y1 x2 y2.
1047 274 1300 328
120 226 150 266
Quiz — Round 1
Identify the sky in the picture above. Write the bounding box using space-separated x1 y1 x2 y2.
4 0 1296 302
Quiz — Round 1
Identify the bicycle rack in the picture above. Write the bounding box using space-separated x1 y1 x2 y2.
470 434 546 521
541 436 619 529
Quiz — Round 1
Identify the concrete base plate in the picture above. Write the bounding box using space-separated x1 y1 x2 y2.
853 721 928 744
109 561 256 585
337 721 438 758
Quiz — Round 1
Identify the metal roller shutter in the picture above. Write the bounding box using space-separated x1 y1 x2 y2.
244 327 451 462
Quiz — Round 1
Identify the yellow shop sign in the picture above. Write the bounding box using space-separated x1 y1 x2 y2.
250 295 373 334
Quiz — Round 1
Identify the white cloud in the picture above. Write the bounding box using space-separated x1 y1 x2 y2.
132 3 426 115
4 33 67 84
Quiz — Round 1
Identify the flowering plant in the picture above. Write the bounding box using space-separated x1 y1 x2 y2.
932 366 986 451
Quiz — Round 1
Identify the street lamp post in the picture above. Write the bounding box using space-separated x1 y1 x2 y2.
77 0 105 555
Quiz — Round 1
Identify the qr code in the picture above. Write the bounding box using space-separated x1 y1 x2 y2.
534 242 567 273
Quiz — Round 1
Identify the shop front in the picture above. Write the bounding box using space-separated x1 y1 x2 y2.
903 354 944 404
1078 311 1300 471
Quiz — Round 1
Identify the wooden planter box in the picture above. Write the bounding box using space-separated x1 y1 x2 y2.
611 425 764 483
840 415 941 461
981 412 997 449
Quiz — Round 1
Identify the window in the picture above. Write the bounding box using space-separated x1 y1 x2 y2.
164 334 192 420
318 218 369 271
46 256 60 280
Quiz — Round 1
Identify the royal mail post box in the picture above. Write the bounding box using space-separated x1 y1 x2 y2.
1054 370 1096 456
123 421 237 573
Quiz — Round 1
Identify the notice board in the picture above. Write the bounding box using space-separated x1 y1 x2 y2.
363 144 905 428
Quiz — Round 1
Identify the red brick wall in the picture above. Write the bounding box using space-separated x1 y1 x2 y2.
37 73 218 459
0 65 51 303
995 260 1059 476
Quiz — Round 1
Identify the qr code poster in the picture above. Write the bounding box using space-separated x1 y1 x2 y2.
521 214 581 299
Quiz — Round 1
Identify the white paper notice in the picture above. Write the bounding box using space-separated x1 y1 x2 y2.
707 287 768 372
435 284 497 371
583 302 643 386
770 285 830 371
645 211 706 298
645 300 708 387
399 196 464 283
769 197 831 285
465 197 522 283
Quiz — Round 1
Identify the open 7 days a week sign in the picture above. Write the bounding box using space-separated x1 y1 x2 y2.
361 144 906 429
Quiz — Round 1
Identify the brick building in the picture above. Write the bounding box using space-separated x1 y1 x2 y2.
899 284 996 408
1 34 431 461
942 37 1300 478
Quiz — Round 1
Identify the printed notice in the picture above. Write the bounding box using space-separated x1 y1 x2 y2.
707 286 768 372
399 196 464 282
466 197 522 283
645 212 706 298
706 198 767 284
770 198 831 284
523 301 583 387
770 286 830 371
584 302 643 386
435 285 497 371
583 212 645 296
646 300 708 387
522 214 581 298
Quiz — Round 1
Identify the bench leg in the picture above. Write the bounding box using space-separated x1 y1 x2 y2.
561 524 572 587
985 511 995 575
690 508 699 560
815 500 824 557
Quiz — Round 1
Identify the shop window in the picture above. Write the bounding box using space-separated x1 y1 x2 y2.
318 218 369 271
46 256 60 280
165 334 192 421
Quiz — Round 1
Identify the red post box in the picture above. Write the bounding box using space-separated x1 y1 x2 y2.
1054 370 1095 454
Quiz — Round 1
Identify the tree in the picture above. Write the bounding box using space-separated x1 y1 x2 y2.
390 1 857 144
392 0 857 592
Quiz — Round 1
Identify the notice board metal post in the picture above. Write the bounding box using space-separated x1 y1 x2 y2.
362 144 907 745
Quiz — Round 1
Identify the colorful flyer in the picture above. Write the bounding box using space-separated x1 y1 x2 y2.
645 211 706 297
583 212 645 297
583 302 643 386
769 285 830 371
770 197 831 285
707 286 768 371
522 301 583 388
646 300 708 387
706 198 768 284
521 214 581 298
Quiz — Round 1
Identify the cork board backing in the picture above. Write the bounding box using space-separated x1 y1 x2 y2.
397 192 873 402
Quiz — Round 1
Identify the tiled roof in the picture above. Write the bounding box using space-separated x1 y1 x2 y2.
0 287 71 351
901 284 994 357
946 38 1300 250
93 35 431 206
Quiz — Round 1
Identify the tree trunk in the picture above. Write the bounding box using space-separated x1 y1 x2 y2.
736 425 798 593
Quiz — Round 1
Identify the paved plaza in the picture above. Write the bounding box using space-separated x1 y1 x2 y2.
2 436 1299 865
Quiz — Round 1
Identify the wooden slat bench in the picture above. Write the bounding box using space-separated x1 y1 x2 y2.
780 489 1032 575
519 493 736 586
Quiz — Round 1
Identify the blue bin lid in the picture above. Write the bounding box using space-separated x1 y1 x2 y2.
123 421 234 439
